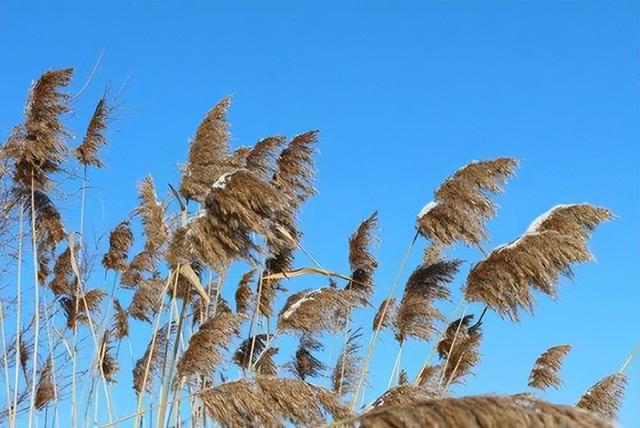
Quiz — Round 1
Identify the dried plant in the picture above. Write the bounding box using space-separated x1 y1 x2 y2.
416 158 518 249
136 176 169 254
437 315 483 386
187 169 287 272
0 66 630 428
465 230 594 321
233 334 270 369
97 331 119 383
332 329 363 397
60 288 106 330
34 357 56 410
180 97 232 201
201 377 350 427
111 298 129 339
132 324 173 394
234 270 255 317
370 384 443 409
525 203 613 240
102 220 133 271
277 287 359 334
528 344 572 391
74 96 111 167
576 372 627 421
3 68 73 190
176 308 241 382
345 212 379 298
273 131 318 215
128 276 165 322
254 347 279 377
49 245 77 296
259 247 294 317
288 336 326 381
394 259 461 342
372 297 397 332
245 135 286 180
355 395 611 428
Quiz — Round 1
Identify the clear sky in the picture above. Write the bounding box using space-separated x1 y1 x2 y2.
1 1 638 426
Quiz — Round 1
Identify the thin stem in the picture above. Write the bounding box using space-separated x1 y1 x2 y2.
28 174 40 428
11 203 24 428
387 341 404 389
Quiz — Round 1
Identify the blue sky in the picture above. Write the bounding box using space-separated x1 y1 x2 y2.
1 1 638 426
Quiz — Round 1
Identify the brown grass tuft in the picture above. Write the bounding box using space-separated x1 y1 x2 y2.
180 97 232 201
355 395 612 427
176 308 241 383
332 329 363 398
132 323 173 394
112 298 129 339
234 270 255 317
372 298 397 332
4 68 73 190
102 220 134 272
437 315 483 386
394 259 461 342
345 212 379 298
528 344 572 391
464 230 594 321
416 158 518 250
34 357 56 410
74 96 111 167
60 288 106 330
576 372 627 421
277 287 359 335
288 336 326 381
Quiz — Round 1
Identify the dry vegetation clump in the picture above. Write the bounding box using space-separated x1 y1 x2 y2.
0 66 632 428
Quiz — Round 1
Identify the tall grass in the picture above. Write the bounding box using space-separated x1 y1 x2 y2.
0 66 634 428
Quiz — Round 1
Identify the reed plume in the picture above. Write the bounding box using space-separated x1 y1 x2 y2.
245 135 286 180
34 357 55 410
132 323 173 394
345 212 379 298
49 245 77 296
528 344 572 391
234 270 255 317
127 275 165 322
74 96 111 168
394 259 461 342
465 231 595 321
180 97 232 201
259 247 294 317
372 297 396 332
102 220 133 272
277 287 359 334
188 169 286 272
355 395 611 428
332 329 363 398
111 298 129 339
233 334 270 369
176 306 241 383
525 203 613 239
136 176 168 254
200 377 350 427
370 384 442 409
576 372 627 421
437 315 483 386
4 68 73 190
288 335 326 381
416 158 518 249
60 288 105 330
97 331 119 383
